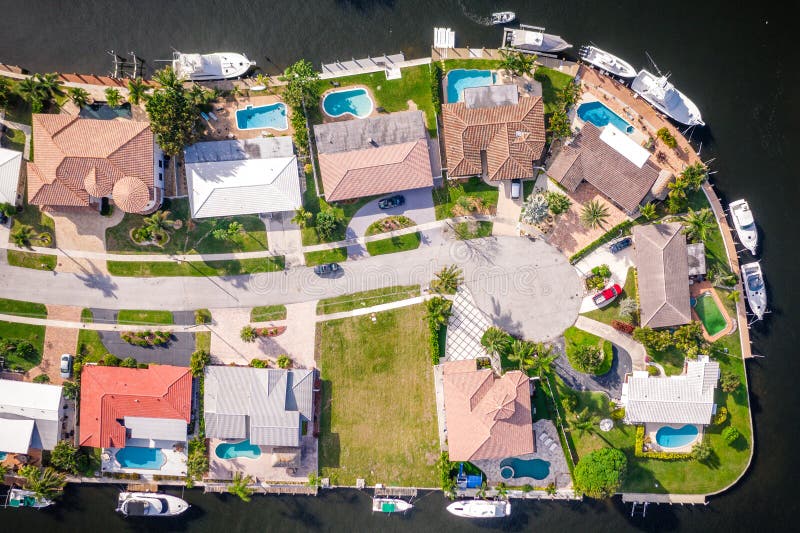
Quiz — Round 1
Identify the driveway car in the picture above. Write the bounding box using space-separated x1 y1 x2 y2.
510 179 521 199
592 284 622 307
609 237 632 253
378 195 405 210
313 263 341 276
60 353 73 378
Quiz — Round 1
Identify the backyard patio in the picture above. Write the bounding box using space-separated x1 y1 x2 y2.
207 436 317 483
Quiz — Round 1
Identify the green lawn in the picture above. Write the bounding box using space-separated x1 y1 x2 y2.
534 66 575 114
1 127 26 152
195 331 211 353
0 320 45 371
316 304 438 486
647 345 688 376
432 177 499 220
442 59 504 72
365 232 421 256
304 247 347 266
454 220 493 240
0 297 47 319
563 326 613 376
80 308 93 323
9 203 56 248
300 172 378 246
105 197 268 255
76 328 109 363
6 250 57 270
117 310 174 326
250 304 288 322
107 256 284 277
316 285 420 315
582 268 638 325
1 92 33 125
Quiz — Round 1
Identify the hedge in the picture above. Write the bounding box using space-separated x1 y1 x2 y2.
634 425 692 460
569 220 635 263
611 320 635 334
429 322 441 365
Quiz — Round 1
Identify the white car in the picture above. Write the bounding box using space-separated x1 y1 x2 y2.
60 354 73 379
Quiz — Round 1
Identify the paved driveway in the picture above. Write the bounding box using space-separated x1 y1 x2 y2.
575 244 635 312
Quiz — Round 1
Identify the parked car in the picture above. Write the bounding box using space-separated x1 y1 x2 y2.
609 237 633 253
378 195 405 210
592 284 622 307
510 179 521 199
60 354 73 379
313 263 341 276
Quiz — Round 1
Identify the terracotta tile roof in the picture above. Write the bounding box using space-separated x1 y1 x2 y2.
442 96 545 181
441 360 534 461
79 365 192 449
27 115 155 213
318 139 433 202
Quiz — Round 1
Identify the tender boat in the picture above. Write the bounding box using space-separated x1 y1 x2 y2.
593 284 623 307
116 492 190 517
372 497 413 513
490 12 516 25
5 488 53 509
446 500 511 518
502 25 572 54
729 199 758 255
631 69 704 126
741 262 767 320
579 45 637 78
172 51 255 81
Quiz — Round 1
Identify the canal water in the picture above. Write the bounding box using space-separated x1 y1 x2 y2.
0 1 797 531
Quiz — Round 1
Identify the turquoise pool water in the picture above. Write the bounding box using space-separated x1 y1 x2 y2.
321 88 373 118
215 439 262 460
577 101 634 134
499 457 550 480
655 425 699 448
0 452 7 461
115 447 166 469
446 69 494 103
236 103 288 130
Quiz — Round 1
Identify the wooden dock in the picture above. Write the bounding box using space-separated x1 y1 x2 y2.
374 487 417 498
128 482 159 492
622 493 707 505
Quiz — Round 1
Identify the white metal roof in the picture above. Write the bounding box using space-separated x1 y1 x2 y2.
124 416 187 442
599 125 650 168
0 418 35 454
0 147 22 204
0 379 63 418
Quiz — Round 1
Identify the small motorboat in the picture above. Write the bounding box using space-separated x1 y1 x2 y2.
372 497 413 513
592 283 623 307
446 499 511 518
490 12 516 25
579 45 637 78
5 488 54 509
116 492 190 517
729 199 758 255
741 262 767 320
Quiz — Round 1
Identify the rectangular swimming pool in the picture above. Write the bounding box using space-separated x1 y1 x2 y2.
236 103 288 130
446 69 494 103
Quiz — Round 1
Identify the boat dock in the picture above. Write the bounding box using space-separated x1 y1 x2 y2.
373 486 417 498
622 493 707 505
321 53 408 80
127 482 159 492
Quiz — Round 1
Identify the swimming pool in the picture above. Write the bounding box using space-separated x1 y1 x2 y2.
577 101 634 134
655 425 699 448
115 447 166 470
321 88 374 119
446 69 494 103
499 457 550 480
0 452 7 461
235 103 288 130
215 439 262 460
693 292 728 336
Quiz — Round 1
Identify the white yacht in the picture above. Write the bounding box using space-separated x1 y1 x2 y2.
502 25 572 54
741 262 767 320
172 51 255 81
631 69 704 126
372 497 413 513
116 492 190 517
446 500 511 518
491 12 516 25
729 199 758 255
5 488 54 509
579 45 637 78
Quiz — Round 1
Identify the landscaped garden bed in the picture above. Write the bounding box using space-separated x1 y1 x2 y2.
432 177 498 220
0 320 45 371
563 326 613 376
365 215 416 236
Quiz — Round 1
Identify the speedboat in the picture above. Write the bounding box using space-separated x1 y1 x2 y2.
372 497 413 513
491 12 516 25
446 500 511 518
741 262 767 320
502 25 572 54
5 488 54 509
116 492 190 517
631 69 704 126
579 45 637 78
729 199 758 255
172 51 255 81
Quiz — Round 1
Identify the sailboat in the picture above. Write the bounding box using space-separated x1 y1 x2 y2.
729 199 758 255
579 45 637 78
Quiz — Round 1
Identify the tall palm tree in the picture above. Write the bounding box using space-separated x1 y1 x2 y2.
35 73 66 100
639 202 657 220
152 66 183 89
21 466 66 500
528 344 559 378
127 77 148 105
229 472 253 502
569 409 599 438
432 264 464 295
188 84 207 106
500 51 535 77
507 339 535 372
291 207 312 228
481 326 511 359
580 200 610 230
681 208 715 243
104 87 122 107
143 210 174 233
425 297 452 328
68 87 91 108
16 77 48 109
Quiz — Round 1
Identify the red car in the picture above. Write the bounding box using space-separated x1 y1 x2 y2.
592 284 622 307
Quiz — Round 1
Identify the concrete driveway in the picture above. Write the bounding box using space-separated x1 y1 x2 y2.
575 244 635 313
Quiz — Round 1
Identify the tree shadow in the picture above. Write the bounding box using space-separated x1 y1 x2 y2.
317 379 340 470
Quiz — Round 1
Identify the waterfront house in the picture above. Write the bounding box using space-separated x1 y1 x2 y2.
184 137 301 218
26 115 164 214
313 111 434 202
0 146 23 206
441 85 546 182
0 379 64 463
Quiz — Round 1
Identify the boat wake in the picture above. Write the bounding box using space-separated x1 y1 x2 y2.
458 1 494 26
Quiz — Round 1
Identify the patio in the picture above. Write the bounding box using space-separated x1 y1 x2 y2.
198 94 294 142
643 422 703 454
444 287 498 372
101 447 188 477
207 436 317 483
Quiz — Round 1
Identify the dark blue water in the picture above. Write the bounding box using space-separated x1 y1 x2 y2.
1 1 797 531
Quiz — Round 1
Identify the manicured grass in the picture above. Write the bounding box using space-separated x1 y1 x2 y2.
582 268 638 325
316 285 420 315
0 320 45 371
105 197 268 255
76 328 109 363
534 66 575 115
442 59 504 72
454 220 493 240
6 250 56 270
304 247 347 266
300 171 378 246
117 310 174 326
316 304 438 486
250 304 287 322
365 232 421 256
80 308 93 323
107 256 284 277
432 177 499 220
9 203 56 248
195 331 211 353
563 326 613 376
0 297 47 319
1 127 26 152
646 345 687 376
1 92 33 125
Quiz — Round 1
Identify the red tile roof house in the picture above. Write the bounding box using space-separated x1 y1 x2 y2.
26 115 165 214
79 365 193 476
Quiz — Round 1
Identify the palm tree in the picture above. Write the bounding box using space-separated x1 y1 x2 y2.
580 200 610 230
68 87 91 108
11 224 34 247
639 202 657 220
152 66 183 89
569 409 599 438
681 208 715 243
35 73 66 100
105 87 122 107
425 297 452 328
528 345 559 378
727 290 740 303
127 78 148 105
431 264 464 295
143 210 174 233
188 84 206 106
16 77 48 110
506 339 535 372
0 462 8 482
500 51 536 77
481 326 511 359
291 207 312 228
229 472 253 502
21 466 66 500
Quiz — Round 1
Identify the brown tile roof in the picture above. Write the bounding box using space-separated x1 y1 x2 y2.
318 139 433 202
442 96 545 181
632 223 692 328
441 360 534 461
547 122 660 213
27 115 155 213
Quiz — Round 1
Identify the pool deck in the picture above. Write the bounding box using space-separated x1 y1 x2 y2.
690 282 735 342
198 94 294 142
570 94 649 146
643 423 702 454
101 447 188 477
206 437 318 484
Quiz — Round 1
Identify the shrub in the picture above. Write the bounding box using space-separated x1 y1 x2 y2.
190 350 210 377
431 63 442 112
568 344 603 374
50 440 79 474
585 275 607 291
546 191 571 215
633 327 672 352
104 354 121 367
521 193 549 224
33 374 50 383
561 390 578 413
691 441 712 462
303 163 313 175
120 357 138 368
713 406 728 425
315 208 344 240
657 127 678 149
240 325 257 343
137 363 149 369
720 371 741 393
647 365 660 376
610 407 626 420
277 354 291 369
723 426 741 445
249 359 269 369
435 451 456 497
573 448 627 499
194 309 212 325
634 425 690 460
429 321 441 365
522 483 533 493
591 264 611 279
618 298 638 322
611 320 635 335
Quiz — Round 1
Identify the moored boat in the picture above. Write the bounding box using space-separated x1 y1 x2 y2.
579 45 637 78
502 25 572 54
729 199 758 255
490 12 516 25
4 488 53 509
741 262 767 320
631 69 704 126
446 499 511 518
172 51 255 81
372 497 413 513
116 492 190 517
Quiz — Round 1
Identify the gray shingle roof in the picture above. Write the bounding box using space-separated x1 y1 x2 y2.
313 111 427 154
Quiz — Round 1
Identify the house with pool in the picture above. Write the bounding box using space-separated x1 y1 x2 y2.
622 355 720 453
0 379 65 467
78 365 192 477
203 366 318 483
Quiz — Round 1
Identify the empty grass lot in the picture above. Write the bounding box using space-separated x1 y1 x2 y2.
304 247 347 267
117 310 174 325
76 328 109 363
6 250 57 270
432 177 499 220
454 220 493 240
316 304 439 486
316 285 420 315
